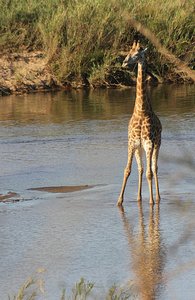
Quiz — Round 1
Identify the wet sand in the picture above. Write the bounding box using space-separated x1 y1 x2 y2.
28 185 94 193
0 186 94 203
0 191 20 202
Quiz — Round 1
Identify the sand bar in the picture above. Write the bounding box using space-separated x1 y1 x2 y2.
28 185 93 193
0 192 20 202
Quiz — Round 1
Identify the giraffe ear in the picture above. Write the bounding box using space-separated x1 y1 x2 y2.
132 40 137 49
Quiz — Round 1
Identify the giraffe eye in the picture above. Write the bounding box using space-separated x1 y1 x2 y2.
131 54 138 61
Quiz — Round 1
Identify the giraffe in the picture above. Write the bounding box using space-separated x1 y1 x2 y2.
117 41 162 206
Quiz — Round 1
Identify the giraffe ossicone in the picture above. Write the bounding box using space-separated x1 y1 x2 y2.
117 41 162 206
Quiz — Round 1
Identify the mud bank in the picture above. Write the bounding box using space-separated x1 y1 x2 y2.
28 185 94 193
0 51 61 96
0 192 20 203
0 51 160 96
0 186 94 203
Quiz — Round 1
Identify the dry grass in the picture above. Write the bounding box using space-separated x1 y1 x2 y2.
10 277 136 300
0 0 194 83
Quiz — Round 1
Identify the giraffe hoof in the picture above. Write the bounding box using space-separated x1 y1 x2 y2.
117 198 123 206
156 197 161 203
137 197 142 202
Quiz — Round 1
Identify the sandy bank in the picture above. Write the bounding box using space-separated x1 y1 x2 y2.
0 51 61 96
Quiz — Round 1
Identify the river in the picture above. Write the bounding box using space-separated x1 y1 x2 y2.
0 85 195 299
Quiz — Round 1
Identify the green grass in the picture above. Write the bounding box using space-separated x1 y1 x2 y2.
0 0 194 83
9 277 136 300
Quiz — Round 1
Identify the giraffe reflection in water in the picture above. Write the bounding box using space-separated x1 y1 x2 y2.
119 203 166 300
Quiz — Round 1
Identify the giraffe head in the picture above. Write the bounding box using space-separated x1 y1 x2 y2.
122 41 147 68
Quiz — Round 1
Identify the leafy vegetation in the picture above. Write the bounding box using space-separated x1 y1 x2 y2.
0 0 194 84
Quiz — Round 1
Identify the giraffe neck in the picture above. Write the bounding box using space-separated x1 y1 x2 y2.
134 61 152 115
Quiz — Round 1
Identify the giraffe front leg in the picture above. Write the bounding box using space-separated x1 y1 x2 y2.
144 142 154 205
117 148 134 206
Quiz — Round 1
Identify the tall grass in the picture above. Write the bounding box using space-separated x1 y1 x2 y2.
9 277 136 300
0 0 194 83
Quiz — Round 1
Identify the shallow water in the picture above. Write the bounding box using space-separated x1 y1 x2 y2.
0 85 195 299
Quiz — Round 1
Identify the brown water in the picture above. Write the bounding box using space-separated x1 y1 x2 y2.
0 85 195 299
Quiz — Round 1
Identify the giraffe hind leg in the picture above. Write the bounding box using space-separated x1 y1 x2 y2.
144 141 154 205
152 147 160 202
135 147 143 201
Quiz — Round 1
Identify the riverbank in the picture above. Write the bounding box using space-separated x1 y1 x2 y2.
0 50 133 95
0 50 155 96
0 0 194 96
0 51 61 96
0 49 192 97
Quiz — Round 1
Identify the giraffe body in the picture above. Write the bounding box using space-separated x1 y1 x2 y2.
117 41 162 206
